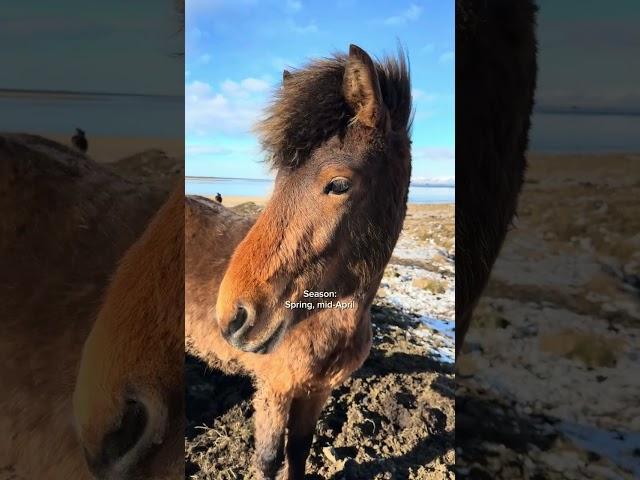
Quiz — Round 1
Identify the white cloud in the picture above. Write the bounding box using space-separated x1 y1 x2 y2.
421 43 435 54
384 4 423 25
186 143 260 157
289 21 318 34
411 147 455 186
186 145 233 156
221 77 271 97
286 0 302 12
257 19 319 37
198 53 212 64
241 78 271 92
411 176 455 187
413 147 455 165
186 77 271 136
413 88 438 103
187 80 214 98
439 51 454 63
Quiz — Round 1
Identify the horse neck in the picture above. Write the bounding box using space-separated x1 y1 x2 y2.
184 197 255 345
101 184 185 337
1 135 166 378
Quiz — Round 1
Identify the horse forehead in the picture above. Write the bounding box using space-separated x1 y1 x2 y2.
292 152 362 180
315 134 377 165
276 130 382 179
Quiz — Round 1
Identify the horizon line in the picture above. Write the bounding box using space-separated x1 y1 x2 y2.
185 176 455 187
0 87 182 100
534 104 640 117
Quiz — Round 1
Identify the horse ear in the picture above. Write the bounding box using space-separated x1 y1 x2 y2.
282 69 292 84
343 44 384 128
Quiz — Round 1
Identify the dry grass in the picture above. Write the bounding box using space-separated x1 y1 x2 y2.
518 153 640 263
403 204 455 253
538 329 625 368
412 277 448 294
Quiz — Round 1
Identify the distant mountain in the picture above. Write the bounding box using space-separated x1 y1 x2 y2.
411 176 455 187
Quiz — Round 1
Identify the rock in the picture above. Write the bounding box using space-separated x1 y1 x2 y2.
323 446 338 463
230 202 263 216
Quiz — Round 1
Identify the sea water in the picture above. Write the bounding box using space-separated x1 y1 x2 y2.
186 177 455 204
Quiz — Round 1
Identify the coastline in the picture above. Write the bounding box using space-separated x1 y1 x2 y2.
211 195 455 209
208 195 269 207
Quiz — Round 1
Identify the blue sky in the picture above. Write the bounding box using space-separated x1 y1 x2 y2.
186 0 454 181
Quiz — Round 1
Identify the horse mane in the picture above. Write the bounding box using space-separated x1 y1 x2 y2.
256 48 413 169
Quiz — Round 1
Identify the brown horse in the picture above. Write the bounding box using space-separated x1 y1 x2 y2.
186 44 413 478
0 133 181 479
455 0 538 355
73 185 184 480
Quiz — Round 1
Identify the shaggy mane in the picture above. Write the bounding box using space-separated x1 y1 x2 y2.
256 48 413 169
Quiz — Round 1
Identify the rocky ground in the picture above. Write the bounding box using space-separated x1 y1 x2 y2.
457 154 640 479
185 203 455 479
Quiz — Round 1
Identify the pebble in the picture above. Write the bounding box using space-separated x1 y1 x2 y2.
323 446 338 464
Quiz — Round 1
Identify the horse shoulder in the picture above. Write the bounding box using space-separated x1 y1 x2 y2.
185 196 255 371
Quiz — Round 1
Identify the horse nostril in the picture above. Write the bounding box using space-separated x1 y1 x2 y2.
87 399 148 475
226 305 249 338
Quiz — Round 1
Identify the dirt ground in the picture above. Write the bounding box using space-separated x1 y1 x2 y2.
185 204 455 480
456 153 640 479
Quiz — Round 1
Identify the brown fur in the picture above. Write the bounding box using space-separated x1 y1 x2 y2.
74 185 184 479
0 133 178 479
187 45 412 479
455 0 538 354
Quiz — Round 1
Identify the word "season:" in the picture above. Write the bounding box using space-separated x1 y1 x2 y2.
303 290 336 298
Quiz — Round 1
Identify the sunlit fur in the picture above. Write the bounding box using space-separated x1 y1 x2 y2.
0 134 178 478
187 45 413 478
455 0 538 354
74 186 184 479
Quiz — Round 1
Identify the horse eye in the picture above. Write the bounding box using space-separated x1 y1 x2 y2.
324 177 351 195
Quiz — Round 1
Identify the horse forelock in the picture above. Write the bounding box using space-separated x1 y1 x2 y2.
256 49 413 170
